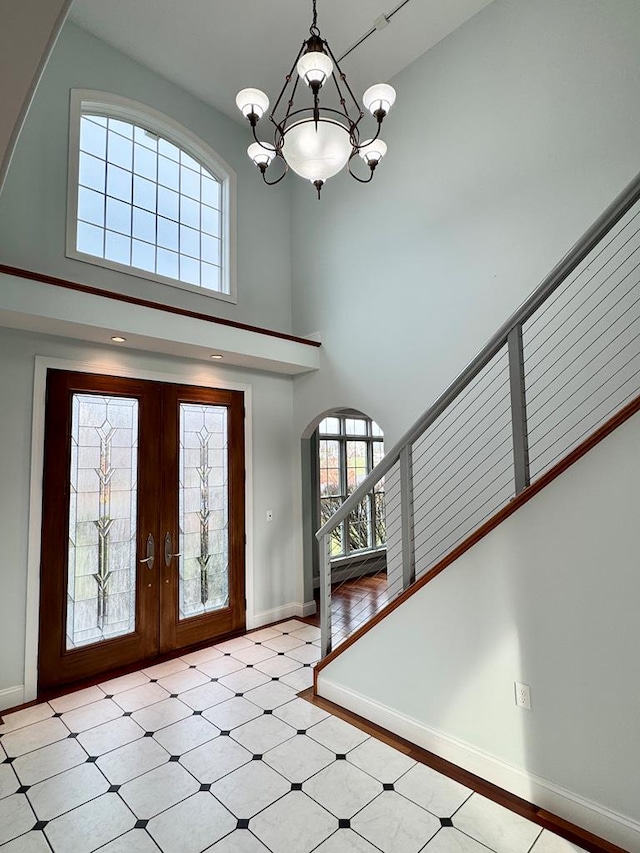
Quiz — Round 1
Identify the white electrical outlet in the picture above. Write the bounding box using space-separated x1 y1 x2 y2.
514 681 531 710
266 509 273 522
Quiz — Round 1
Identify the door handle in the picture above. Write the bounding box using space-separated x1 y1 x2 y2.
164 531 181 567
140 533 155 570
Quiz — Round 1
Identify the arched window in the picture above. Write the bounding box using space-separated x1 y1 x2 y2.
66 90 236 301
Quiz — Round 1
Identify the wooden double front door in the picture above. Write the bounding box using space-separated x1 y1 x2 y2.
39 370 245 691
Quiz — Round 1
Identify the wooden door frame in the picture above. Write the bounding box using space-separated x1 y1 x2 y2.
23 356 254 705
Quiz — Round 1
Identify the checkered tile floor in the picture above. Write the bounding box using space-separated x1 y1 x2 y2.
0 620 585 852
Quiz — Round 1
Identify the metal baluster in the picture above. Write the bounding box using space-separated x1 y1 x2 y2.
508 324 531 494
319 532 333 658
399 445 416 589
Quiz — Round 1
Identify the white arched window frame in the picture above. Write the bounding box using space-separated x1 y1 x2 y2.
66 89 237 303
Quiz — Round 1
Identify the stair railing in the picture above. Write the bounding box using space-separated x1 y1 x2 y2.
316 168 640 658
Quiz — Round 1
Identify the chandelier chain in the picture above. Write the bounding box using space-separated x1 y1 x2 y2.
311 0 319 35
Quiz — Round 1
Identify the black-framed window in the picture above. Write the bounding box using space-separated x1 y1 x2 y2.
318 415 385 558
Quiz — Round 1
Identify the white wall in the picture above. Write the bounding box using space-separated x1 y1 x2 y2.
318 409 640 848
291 0 640 445
0 327 304 707
0 21 292 334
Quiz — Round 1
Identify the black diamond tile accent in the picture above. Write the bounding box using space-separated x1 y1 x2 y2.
108 784 120 793
192 710 202 716
17 785 30 794
211 678 218 683
339 819 351 829
135 819 149 829
170 694 179 699
86 756 97 763
104 694 114 699
277 652 285 656
224 653 231 657
237 818 250 829
296 729 306 735
3 757 14 764
291 783 302 791
335 754 346 760
383 783 394 791
252 754 262 760
303 663 312 668
306 641 313 645
169 755 180 762
52 712 63 718
189 665 197 669
67 733 78 739
235 693 244 698
254 642 261 646
246 664 253 668
220 730 230 736
440 817 454 828
263 710 273 715
281 632 289 635
200 783 211 792
271 677 279 682
149 679 158 683
123 711 132 717
33 821 48 831
144 732 154 737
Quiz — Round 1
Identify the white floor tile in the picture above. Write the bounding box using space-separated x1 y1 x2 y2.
272 698 330 731
424 826 498 852
250 790 336 853
147 791 236 853
243 681 298 711
215 637 255 654
131 697 192 733
263 734 335 783
180 681 235 711
153 715 218 755
275 620 308 634
61 698 122 733
27 761 109 820
0 704 53 734
231 645 278 665
197 656 246 679
279 667 314 692
205 831 271 852
245 627 281 643
253 655 303 678
285 644 321 665
45 792 136 853
203 697 263 731
141 658 189 680
49 685 105 714
97 737 169 785
306 715 370 755
394 763 472 818
313 830 382 853
0 762 19 799
261 634 305 653
347 737 416 783
180 735 252 783
112 682 170 713
453 794 542 853
157 668 210 695
0 793 36 845
211 760 290 817
351 790 440 853
77 715 144 756
99 671 150 696
230 715 296 754
303 760 382 818
96 828 162 852
12 737 88 786
218 668 270 695
119 760 200 818
289 626 321 642
529 829 587 852
0 830 52 852
180 646 223 666
2 717 70 757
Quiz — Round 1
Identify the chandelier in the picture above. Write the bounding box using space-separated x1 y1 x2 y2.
235 0 396 199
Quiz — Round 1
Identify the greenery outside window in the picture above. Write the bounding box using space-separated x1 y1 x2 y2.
318 415 385 558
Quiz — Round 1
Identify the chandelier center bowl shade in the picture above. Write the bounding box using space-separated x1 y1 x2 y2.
235 0 396 198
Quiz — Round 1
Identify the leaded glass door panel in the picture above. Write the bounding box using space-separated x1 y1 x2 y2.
39 371 245 691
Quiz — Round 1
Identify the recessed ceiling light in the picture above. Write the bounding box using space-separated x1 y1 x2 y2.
111 336 126 343
210 354 223 360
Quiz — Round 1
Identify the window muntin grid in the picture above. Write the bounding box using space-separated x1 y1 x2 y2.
75 112 224 294
318 415 385 558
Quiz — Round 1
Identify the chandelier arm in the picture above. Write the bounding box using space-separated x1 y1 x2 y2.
347 157 375 183
353 119 383 149
261 157 289 186
270 41 307 119
251 124 282 154
323 40 363 115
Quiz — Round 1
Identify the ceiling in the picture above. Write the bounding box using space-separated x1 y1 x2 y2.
69 0 495 124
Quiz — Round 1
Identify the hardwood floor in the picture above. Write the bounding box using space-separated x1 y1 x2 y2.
310 571 388 647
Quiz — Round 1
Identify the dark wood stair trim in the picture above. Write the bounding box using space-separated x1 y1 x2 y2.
300 687 628 853
314 392 640 690
0 263 321 348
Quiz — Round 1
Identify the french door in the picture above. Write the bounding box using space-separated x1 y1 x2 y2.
38 370 245 692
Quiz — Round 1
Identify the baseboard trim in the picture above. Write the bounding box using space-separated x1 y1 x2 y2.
0 685 25 713
250 600 316 628
317 677 640 851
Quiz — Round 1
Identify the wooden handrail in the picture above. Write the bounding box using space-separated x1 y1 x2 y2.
314 391 640 691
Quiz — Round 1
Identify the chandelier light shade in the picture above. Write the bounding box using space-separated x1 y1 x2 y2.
236 0 396 198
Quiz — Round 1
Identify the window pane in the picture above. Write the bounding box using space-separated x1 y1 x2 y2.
157 216 178 251
80 117 106 159
201 263 220 291
108 118 133 139
201 205 220 237
346 441 368 493
180 224 199 258
180 254 200 285
158 186 179 221
134 143 157 181
345 418 367 436
134 125 158 151
132 207 156 243
201 234 220 265
77 221 104 257
107 163 132 203
106 197 131 236
320 497 343 557
105 230 131 265
133 175 156 212
371 421 383 437
348 497 371 552
108 131 133 171
181 150 200 171
157 247 179 278
201 173 220 209
319 440 341 497
158 155 179 190
319 417 340 435
159 138 179 161
180 165 200 200
79 152 106 193
78 186 104 227
180 196 199 229
132 239 155 272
